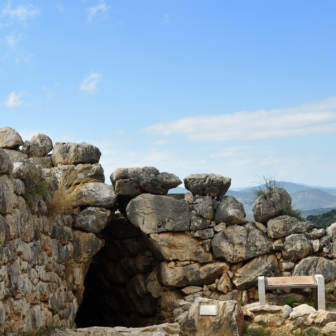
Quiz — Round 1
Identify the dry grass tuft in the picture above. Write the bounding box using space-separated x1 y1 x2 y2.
46 154 97 218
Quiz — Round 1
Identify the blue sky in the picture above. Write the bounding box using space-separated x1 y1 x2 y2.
1 0 336 187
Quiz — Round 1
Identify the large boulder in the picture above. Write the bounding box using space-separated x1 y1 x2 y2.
184 173 231 197
252 186 291 223
214 196 246 224
232 255 279 289
159 262 229 287
52 142 101 165
0 127 23 149
148 233 212 263
267 215 311 238
179 297 244 336
72 230 104 261
211 222 273 263
0 175 15 214
44 163 105 185
77 182 117 208
3 149 27 163
29 133 53 157
193 196 214 219
282 234 313 260
126 194 190 234
0 148 13 174
293 257 336 282
111 167 181 196
74 207 112 234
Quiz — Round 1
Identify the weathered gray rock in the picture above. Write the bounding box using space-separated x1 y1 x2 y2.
217 272 233 293
0 127 23 149
0 148 13 175
77 182 117 208
267 215 311 238
126 194 190 234
45 163 105 185
184 173 231 197
179 297 243 336
211 222 273 263
29 133 53 157
0 175 15 215
148 233 212 263
233 255 279 289
190 213 210 231
52 142 101 165
3 149 28 163
72 230 104 261
327 223 336 241
192 196 214 219
194 228 214 240
74 207 111 234
282 234 313 260
111 167 181 196
306 229 326 239
293 257 336 282
214 196 246 224
159 262 229 287
252 187 292 223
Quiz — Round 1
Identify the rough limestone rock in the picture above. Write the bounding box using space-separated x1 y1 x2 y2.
159 262 230 287
0 148 13 174
29 133 53 157
0 127 23 148
52 142 101 165
74 207 111 234
0 175 15 214
157 290 184 323
72 230 104 261
282 234 313 260
267 215 311 238
126 194 190 234
293 257 336 282
179 297 244 336
148 233 212 263
232 255 279 289
306 229 326 239
3 149 28 163
184 173 231 197
214 195 246 224
217 272 233 293
45 163 105 185
192 196 214 219
211 222 273 263
190 213 210 231
111 167 181 196
58 323 180 336
252 186 292 223
77 182 117 208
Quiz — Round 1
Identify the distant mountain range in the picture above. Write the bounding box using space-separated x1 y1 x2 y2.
169 181 336 218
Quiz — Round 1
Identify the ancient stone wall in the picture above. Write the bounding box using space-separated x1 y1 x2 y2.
1 126 336 333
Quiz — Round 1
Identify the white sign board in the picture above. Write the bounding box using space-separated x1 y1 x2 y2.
199 305 217 316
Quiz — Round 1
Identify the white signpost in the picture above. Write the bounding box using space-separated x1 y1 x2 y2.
200 305 217 316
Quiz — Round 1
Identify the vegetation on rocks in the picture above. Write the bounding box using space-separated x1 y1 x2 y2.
307 209 336 229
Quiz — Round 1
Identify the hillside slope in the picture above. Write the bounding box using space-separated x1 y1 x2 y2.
291 189 336 211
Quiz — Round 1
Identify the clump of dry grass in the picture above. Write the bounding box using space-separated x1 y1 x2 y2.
46 154 97 218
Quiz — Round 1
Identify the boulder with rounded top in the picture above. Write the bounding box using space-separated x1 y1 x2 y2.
29 133 53 157
0 127 23 149
215 195 246 224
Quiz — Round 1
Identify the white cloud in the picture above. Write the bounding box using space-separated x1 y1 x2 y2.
79 73 102 94
4 92 25 108
152 139 171 145
5 32 21 46
161 14 170 24
57 5 64 13
2 4 40 20
143 96 336 141
87 1 110 22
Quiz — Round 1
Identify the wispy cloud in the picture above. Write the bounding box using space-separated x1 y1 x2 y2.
79 73 102 94
2 4 40 20
5 32 21 46
143 97 336 141
161 14 170 24
4 92 25 108
152 139 171 145
15 54 33 64
57 5 64 13
87 1 110 22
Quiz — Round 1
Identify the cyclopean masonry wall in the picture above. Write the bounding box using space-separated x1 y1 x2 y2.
2 126 336 335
